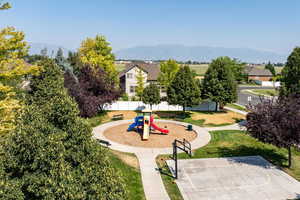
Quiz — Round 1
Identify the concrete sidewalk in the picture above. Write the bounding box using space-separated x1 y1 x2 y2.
136 153 170 200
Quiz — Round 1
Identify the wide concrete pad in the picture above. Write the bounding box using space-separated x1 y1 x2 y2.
166 156 300 200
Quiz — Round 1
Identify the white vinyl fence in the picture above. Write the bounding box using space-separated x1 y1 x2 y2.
254 80 281 87
103 101 217 111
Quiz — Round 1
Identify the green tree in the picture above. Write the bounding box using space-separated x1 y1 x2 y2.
0 27 40 135
135 68 145 100
0 2 10 10
167 65 201 113
280 47 300 96
40 47 48 57
265 61 276 76
55 48 64 63
142 83 161 109
158 59 180 89
78 35 118 83
67 51 81 75
230 58 246 82
202 57 237 111
2 59 127 199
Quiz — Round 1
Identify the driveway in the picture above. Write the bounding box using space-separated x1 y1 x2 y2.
237 86 276 107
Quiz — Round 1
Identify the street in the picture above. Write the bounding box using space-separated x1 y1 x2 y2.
237 86 277 107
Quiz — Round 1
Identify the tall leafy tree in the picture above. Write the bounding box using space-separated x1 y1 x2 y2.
64 65 121 117
55 47 64 64
78 35 118 84
202 57 237 111
265 61 276 76
280 47 300 96
67 51 81 75
230 58 246 82
1 59 127 199
142 83 161 109
40 47 48 57
246 95 300 167
158 59 180 89
0 2 10 10
135 68 145 100
0 27 40 135
167 65 201 112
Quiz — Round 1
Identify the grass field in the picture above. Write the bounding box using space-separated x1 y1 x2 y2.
156 130 300 200
226 103 248 112
108 150 145 200
251 89 279 96
116 63 284 76
255 64 284 74
188 64 209 75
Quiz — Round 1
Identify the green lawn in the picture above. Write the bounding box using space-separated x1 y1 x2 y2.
226 103 248 112
251 89 279 96
108 151 145 200
157 130 300 200
86 111 111 127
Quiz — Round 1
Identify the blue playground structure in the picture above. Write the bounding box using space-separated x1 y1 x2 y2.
127 116 144 131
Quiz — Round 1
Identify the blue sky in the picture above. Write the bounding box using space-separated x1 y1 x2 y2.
1 0 300 54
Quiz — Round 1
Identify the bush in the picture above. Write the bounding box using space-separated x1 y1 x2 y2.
121 93 129 101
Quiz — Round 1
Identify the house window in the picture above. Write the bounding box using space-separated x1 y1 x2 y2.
130 86 136 93
127 73 133 79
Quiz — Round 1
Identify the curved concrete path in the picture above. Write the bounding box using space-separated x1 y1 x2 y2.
93 119 211 200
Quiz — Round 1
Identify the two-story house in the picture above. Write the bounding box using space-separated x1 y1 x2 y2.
119 63 164 97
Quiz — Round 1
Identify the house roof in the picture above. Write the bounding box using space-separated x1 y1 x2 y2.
245 66 273 76
119 62 160 81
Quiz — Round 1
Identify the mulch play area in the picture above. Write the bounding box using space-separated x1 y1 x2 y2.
103 122 197 148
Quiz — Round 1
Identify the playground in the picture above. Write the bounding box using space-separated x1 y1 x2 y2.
104 121 197 148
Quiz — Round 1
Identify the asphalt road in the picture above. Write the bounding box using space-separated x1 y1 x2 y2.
237 86 276 107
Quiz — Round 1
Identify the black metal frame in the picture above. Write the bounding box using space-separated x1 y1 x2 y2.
172 138 192 179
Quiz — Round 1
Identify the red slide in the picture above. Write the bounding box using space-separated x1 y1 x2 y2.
150 116 169 134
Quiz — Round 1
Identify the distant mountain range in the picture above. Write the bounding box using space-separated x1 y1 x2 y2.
28 43 287 63
115 44 287 63
28 43 71 57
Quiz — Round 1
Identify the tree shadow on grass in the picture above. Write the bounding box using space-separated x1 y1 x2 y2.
155 111 192 119
215 145 288 168
192 110 228 115
156 155 176 178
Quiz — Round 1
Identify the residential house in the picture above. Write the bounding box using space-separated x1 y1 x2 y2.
119 62 165 97
244 66 273 81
